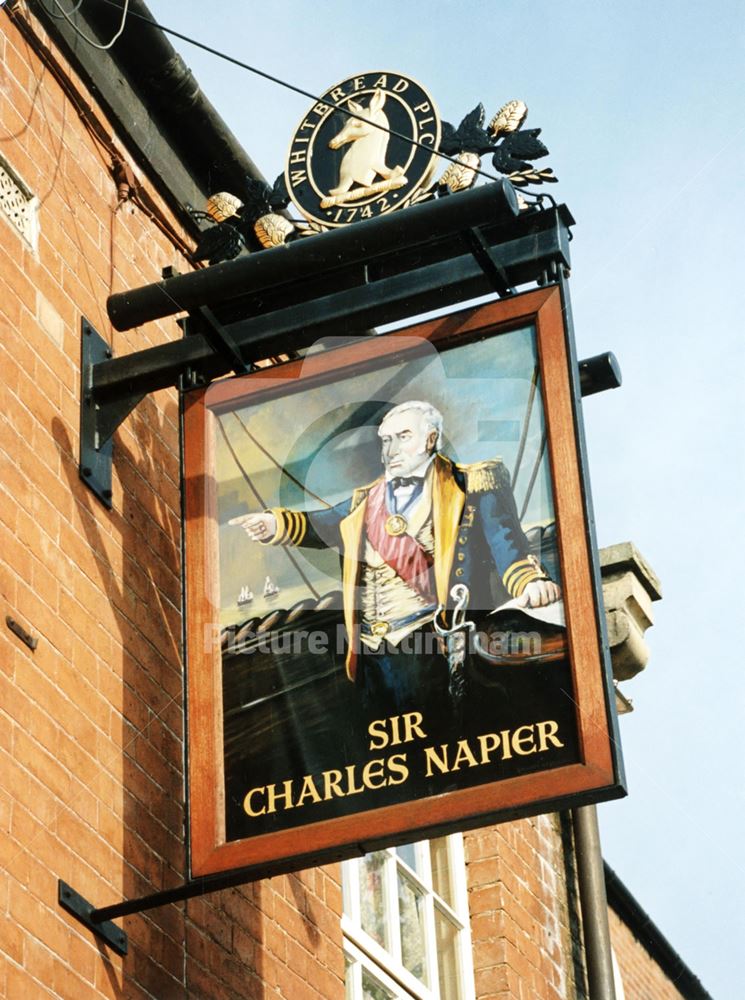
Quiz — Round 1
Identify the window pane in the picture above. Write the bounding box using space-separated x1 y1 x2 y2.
395 842 418 874
398 871 427 984
360 852 388 947
345 955 355 1000
436 906 461 1000
429 837 453 908
362 970 397 1000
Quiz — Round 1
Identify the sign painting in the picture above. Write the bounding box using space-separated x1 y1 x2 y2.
184 288 623 878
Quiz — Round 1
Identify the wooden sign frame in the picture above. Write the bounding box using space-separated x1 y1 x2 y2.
183 285 624 880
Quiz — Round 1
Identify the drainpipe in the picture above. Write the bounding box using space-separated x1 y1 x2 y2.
573 542 661 998
573 804 616 999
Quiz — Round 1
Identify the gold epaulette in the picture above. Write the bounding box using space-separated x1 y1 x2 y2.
263 508 307 546
461 458 509 494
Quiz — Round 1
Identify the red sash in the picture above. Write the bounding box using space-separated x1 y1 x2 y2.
364 481 435 601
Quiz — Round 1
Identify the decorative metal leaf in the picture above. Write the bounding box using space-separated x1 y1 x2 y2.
459 102 485 133
240 178 273 219
270 172 290 210
439 105 489 155
488 99 528 137
492 129 549 174
439 120 460 155
192 221 245 265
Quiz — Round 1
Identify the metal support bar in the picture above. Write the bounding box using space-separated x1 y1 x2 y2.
579 353 622 396
572 804 617 999
107 180 542 332
79 319 116 508
59 881 128 957
195 305 249 376
462 226 515 296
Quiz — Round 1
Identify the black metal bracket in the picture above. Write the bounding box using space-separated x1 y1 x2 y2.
6 614 38 651
58 881 128 957
462 226 515 297
79 319 115 508
76 190 604 508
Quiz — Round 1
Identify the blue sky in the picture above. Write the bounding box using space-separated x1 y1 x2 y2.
148 2 745 995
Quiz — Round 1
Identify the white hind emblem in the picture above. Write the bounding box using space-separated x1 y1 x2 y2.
321 90 407 209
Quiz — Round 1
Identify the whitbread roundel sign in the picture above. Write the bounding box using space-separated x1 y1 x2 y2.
285 71 441 229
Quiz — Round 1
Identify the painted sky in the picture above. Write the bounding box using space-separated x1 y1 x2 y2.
148 2 745 995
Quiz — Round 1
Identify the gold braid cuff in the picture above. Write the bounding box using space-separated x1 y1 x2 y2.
503 555 547 597
261 508 308 547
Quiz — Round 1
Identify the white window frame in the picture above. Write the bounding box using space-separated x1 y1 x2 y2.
342 834 475 1000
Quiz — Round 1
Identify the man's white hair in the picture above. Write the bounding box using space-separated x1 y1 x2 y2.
379 400 444 450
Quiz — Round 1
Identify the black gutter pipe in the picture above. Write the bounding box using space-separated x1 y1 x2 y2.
28 0 266 210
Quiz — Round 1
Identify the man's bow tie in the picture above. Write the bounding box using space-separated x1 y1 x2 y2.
391 476 422 489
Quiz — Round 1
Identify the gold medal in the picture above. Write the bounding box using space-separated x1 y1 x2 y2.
385 514 408 536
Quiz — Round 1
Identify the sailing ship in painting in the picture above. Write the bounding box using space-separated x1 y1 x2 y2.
236 577 280 610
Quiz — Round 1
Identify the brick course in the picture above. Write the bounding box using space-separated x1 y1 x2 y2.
0 8 344 998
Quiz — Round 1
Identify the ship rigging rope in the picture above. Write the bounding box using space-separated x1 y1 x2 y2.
215 415 322 600
518 429 547 523
232 412 333 510
511 365 539 490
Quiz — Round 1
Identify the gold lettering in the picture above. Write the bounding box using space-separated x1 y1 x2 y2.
402 712 426 743
413 101 430 114
387 753 408 785
368 718 388 751
392 78 409 93
243 787 266 817
330 86 346 103
345 764 365 795
313 102 330 116
512 725 537 756
267 779 295 813
300 119 315 131
451 739 478 771
478 732 500 764
362 758 386 790
323 769 344 800
419 133 436 146
500 729 513 759
290 149 306 164
373 74 388 88
417 116 435 128
290 169 307 187
353 76 365 91
296 774 322 807
537 719 564 751
424 745 450 776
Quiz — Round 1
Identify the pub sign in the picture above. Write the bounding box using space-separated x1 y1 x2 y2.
183 287 624 879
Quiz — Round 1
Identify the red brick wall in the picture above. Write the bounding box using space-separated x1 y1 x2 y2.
608 908 688 1000
465 813 586 1000
0 7 344 998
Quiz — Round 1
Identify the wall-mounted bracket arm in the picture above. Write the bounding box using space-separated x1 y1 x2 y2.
58 881 128 957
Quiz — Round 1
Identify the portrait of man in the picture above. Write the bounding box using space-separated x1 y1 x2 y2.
231 400 561 721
